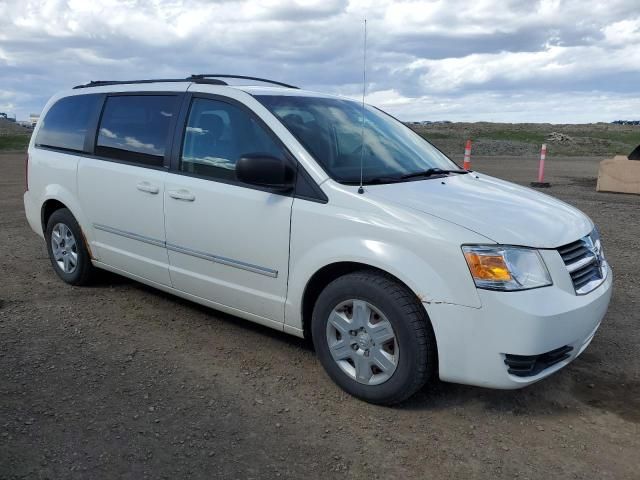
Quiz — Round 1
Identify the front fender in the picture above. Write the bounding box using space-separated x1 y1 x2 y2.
285 187 489 331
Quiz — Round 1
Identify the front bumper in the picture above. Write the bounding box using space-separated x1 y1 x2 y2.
426 259 613 389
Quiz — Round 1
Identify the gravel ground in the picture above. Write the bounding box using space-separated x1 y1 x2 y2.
1 152 639 479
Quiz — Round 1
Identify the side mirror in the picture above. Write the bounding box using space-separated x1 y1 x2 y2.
236 154 295 191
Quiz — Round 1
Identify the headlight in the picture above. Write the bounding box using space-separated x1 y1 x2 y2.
462 245 552 291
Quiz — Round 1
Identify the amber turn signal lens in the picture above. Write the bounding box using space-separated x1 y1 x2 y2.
463 251 512 282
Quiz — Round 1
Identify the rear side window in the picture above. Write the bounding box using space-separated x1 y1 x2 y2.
35 94 101 152
95 95 179 167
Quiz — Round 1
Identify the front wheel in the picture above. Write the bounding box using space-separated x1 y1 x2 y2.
311 270 437 405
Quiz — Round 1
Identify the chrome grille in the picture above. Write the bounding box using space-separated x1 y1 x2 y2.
557 233 606 295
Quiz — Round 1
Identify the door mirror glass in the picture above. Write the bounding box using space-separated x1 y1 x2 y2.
236 154 294 191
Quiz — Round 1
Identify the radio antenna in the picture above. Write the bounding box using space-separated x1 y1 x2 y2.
357 19 367 195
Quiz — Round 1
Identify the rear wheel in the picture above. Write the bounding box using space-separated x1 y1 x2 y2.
311 270 436 405
45 208 95 285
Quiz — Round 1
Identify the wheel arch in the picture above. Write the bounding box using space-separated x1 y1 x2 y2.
300 261 424 341
40 194 94 260
41 198 68 233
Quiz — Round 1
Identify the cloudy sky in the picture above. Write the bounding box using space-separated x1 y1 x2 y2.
1 0 639 123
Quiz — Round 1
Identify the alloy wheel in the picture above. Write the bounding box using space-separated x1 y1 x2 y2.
51 222 78 274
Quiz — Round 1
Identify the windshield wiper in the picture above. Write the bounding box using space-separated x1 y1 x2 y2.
400 168 468 180
343 169 467 186
342 176 404 186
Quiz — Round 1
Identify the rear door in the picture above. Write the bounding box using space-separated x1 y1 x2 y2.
163 94 294 323
78 93 182 285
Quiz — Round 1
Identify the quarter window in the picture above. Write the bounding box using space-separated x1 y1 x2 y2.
180 98 283 181
96 95 179 167
35 94 102 152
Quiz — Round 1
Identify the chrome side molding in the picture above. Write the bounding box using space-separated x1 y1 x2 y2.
93 223 165 248
165 243 278 277
92 223 278 278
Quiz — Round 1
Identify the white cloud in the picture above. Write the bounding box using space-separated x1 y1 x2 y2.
124 136 155 150
403 42 640 92
99 128 117 139
0 90 17 113
0 0 639 122
602 18 640 45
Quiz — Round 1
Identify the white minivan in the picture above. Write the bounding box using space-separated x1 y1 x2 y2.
24 75 612 404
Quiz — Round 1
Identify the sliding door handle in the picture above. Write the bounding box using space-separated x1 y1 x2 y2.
168 189 196 202
136 181 159 194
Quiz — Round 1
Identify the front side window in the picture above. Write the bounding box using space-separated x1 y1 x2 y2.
256 95 458 184
180 98 283 181
35 94 101 152
96 95 179 167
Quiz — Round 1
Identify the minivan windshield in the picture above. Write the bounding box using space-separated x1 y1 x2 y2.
256 95 460 185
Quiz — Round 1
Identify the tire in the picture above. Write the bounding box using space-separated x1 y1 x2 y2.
45 208 96 286
311 270 437 405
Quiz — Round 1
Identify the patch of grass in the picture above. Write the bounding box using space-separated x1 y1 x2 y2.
0 134 31 151
417 131 453 139
481 130 547 144
588 131 640 147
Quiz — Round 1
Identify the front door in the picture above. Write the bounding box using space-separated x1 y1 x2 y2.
164 96 293 322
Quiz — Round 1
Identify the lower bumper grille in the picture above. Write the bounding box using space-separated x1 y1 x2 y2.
504 345 574 377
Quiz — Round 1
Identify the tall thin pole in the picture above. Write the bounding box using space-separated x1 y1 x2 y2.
358 19 367 195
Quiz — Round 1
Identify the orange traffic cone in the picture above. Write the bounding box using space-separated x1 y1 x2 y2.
463 139 472 170
531 143 551 188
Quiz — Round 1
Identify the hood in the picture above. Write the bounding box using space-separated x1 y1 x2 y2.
366 173 593 249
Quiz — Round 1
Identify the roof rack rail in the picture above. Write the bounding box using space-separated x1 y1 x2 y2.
73 75 298 90
73 77 228 89
189 74 299 89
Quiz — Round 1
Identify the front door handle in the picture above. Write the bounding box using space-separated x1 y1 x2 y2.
168 189 196 202
136 181 159 194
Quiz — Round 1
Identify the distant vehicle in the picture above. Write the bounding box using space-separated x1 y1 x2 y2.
24 75 612 404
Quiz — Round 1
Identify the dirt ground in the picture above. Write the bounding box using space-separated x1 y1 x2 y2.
1 152 639 479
